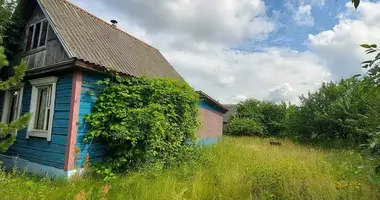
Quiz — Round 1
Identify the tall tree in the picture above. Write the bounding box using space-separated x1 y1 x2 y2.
0 0 30 153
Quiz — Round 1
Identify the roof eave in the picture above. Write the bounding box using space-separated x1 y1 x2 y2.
197 91 229 114
36 0 74 58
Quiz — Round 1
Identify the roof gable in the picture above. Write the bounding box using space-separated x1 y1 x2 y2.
197 91 228 114
34 0 182 80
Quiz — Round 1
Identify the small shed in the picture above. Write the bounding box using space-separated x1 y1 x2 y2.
197 91 229 145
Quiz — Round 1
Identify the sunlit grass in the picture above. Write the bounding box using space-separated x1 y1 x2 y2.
1 137 379 200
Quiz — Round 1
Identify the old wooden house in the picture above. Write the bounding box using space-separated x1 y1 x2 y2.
0 0 227 177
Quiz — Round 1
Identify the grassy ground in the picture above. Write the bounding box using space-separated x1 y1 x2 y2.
1 137 379 200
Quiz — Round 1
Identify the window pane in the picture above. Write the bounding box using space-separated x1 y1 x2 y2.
26 26 34 51
35 88 48 130
32 22 41 49
46 109 50 130
39 21 48 47
7 91 19 124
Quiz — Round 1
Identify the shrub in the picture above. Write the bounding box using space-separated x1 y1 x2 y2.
226 118 264 137
286 77 380 143
84 75 200 173
234 99 288 137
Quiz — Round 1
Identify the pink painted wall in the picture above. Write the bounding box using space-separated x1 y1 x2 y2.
64 70 82 171
198 108 223 139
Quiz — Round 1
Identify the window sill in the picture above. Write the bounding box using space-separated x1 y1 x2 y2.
27 130 48 139
23 47 46 57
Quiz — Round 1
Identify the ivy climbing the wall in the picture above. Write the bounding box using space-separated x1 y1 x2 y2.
84 74 200 175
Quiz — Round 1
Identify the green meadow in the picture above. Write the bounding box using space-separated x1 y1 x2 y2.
1 137 379 200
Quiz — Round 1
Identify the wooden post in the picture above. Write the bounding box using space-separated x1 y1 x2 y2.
64 70 82 171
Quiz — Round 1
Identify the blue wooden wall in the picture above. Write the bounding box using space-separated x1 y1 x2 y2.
75 72 107 168
4 73 73 169
1 71 225 169
198 101 224 114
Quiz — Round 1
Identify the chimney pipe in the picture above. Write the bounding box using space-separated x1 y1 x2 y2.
110 19 118 27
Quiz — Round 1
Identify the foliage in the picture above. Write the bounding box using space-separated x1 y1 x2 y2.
232 99 288 137
1 137 379 200
0 0 25 58
0 51 30 153
0 47 27 90
226 118 264 136
84 75 200 174
351 0 360 8
0 0 30 155
360 44 380 84
287 77 380 143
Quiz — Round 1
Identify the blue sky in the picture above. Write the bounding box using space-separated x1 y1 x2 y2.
238 0 343 52
69 0 380 104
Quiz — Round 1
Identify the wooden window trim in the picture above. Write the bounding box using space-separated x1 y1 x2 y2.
25 19 49 53
1 84 25 136
27 76 58 142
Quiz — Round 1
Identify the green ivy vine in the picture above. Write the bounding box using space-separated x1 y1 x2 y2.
84 75 200 175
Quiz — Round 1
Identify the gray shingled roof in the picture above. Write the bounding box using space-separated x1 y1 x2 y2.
223 104 236 123
38 0 182 80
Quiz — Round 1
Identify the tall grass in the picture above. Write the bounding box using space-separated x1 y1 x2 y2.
1 137 379 200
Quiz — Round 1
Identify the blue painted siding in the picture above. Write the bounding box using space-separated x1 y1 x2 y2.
76 72 107 167
4 73 73 169
197 138 218 146
198 101 223 114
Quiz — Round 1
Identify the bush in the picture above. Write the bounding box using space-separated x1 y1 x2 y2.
287 77 380 143
226 118 264 137
234 99 288 137
84 75 200 173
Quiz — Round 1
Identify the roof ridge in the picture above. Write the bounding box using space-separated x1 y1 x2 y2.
62 0 156 50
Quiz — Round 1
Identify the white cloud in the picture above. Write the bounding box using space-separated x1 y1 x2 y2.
308 1 380 80
268 83 298 103
165 47 330 103
287 2 315 27
88 0 275 46
69 0 331 104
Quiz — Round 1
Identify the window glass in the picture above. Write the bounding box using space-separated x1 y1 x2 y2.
26 20 49 51
6 90 20 124
7 92 18 123
32 22 41 49
39 21 48 47
26 26 34 51
35 87 48 130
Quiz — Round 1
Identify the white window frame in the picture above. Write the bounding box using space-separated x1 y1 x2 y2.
27 77 58 141
1 84 25 136
26 19 49 52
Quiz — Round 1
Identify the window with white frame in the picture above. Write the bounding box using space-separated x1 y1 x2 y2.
25 19 49 52
27 77 58 141
1 86 24 134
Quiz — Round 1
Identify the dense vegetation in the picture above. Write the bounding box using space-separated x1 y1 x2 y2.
227 100 287 137
227 76 380 181
1 137 379 200
0 0 30 154
84 75 200 176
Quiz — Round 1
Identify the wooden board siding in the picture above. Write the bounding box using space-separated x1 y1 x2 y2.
197 101 224 142
198 107 223 139
5 73 73 169
10 4 70 71
198 101 225 114
76 72 107 167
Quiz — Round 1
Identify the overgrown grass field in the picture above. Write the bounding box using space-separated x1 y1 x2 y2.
1 137 379 200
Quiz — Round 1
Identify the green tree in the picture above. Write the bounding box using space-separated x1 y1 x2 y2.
234 99 288 137
287 77 380 143
226 118 264 137
0 0 31 153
